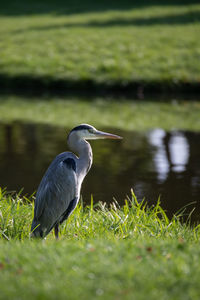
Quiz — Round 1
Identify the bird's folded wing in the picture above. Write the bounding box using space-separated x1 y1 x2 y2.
34 156 77 222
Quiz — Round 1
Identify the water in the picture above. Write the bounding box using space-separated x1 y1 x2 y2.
0 121 200 222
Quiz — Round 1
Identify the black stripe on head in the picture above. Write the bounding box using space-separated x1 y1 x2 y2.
71 124 93 132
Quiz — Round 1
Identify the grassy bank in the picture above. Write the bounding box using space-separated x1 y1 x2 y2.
1 189 197 241
0 0 200 95
0 189 200 299
1 96 200 131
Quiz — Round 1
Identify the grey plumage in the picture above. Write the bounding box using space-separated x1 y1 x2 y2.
31 152 78 237
31 124 122 239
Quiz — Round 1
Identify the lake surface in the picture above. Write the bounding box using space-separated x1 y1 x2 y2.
0 121 200 222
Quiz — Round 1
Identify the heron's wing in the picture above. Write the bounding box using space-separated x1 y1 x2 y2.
34 153 78 226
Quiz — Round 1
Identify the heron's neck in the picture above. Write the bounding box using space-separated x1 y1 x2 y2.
68 136 93 177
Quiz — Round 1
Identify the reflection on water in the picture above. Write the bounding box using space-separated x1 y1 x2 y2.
148 129 190 181
0 122 200 222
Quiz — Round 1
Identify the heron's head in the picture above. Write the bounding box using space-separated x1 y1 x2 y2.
68 124 122 140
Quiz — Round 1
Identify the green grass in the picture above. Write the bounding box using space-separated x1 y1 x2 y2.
1 96 200 131
1 188 197 241
1 189 200 299
0 0 200 93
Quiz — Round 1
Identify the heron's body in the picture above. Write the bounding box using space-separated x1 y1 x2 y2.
31 124 122 238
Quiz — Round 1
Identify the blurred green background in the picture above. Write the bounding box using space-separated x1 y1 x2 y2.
0 0 200 96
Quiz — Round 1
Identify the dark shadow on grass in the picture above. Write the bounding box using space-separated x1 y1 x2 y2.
0 73 200 99
12 11 200 34
0 0 199 16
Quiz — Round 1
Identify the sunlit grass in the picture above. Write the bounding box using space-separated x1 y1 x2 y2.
0 1 200 90
0 188 199 241
1 188 200 299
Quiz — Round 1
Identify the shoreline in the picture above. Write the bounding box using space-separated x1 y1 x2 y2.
0 73 200 98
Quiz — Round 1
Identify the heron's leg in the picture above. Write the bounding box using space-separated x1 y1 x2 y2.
54 224 59 239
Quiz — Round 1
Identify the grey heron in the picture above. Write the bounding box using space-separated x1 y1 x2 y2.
31 124 122 239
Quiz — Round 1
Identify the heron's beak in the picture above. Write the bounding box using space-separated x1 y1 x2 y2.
95 130 123 140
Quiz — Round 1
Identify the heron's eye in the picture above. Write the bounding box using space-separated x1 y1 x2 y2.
89 129 94 134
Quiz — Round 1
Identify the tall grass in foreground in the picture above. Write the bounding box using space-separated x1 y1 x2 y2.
1 188 200 300
0 188 199 241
